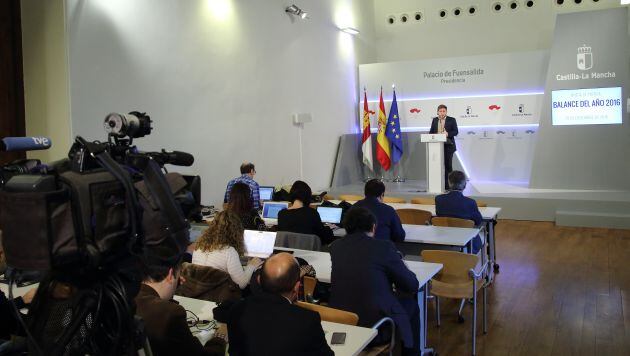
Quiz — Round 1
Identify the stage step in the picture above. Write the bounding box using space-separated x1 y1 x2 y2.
555 210 630 229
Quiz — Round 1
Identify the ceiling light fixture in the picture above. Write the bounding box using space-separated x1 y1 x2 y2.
286 4 308 19
621 0 630 5
341 27 360 35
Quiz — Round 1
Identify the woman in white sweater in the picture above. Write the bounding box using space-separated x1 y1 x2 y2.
192 211 261 289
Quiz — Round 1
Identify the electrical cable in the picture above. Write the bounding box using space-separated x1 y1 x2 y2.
8 275 44 356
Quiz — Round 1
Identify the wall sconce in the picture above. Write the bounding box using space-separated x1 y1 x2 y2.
286 4 308 19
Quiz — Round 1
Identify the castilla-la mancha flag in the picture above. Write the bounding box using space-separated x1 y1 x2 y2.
361 89 373 171
376 88 391 171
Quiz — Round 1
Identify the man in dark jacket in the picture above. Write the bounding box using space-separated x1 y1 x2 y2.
435 170 484 254
135 247 226 356
329 207 420 355
353 179 406 242
429 104 458 190
227 252 333 356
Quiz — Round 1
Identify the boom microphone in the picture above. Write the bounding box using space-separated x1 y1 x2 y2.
145 150 194 167
1 136 52 152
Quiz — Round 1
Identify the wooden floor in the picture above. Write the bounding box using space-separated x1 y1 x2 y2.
426 219 630 356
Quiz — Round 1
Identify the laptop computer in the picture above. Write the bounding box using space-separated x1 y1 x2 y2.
262 201 289 225
259 186 274 201
243 230 277 258
189 223 207 243
317 206 343 224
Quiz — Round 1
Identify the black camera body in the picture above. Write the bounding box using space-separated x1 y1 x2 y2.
0 112 197 355
1 113 193 275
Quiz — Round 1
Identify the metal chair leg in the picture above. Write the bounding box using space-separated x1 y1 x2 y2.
472 281 477 356
435 296 441 327
457 298 466 323
483 285 487 334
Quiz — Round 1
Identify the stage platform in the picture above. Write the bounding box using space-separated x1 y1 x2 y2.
327 180 630 229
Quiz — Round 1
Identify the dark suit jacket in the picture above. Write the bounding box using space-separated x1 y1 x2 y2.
227 292 333 356
353 197 406 242
429 116 458 151
135 284 225 356
435 190 483 252
329 232 419 347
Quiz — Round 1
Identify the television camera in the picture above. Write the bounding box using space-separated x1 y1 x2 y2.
0 111 200 355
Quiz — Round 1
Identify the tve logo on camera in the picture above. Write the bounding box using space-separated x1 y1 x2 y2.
32 137 50 146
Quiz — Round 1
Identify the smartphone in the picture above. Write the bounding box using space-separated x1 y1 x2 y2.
330 332 346 345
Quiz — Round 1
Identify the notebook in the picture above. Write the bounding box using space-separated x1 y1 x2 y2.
243 230 277 258
317 206 343 224
259 186 274 201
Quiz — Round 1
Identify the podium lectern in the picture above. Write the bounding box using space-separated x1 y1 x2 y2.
420 133 447 194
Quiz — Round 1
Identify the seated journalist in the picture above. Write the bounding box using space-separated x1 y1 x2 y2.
225 182 266 230
435 170 484 254
353 179 406 242
227 252 333 356
329 207 420 355
277 180 334 245
224 162 261 210
135 246 227 356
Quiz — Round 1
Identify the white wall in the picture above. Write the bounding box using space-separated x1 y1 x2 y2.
372 0 625 62
21 0 72 162
64 0 376 206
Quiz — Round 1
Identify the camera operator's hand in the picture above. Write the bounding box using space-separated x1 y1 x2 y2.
247 257 263 268
186 242 196 254
22 288 37 304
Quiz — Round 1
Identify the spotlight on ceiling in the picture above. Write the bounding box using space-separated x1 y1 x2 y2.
286 4 308 19
340 27 360 35
621 0 630 5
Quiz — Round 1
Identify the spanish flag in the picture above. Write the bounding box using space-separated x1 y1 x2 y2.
361 89 374 171
376 88 391 171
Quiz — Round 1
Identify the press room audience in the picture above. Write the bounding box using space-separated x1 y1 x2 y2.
227 252 333 356
135 246 227 356
353 179 406 242
191 211 262 289
224 162 261 210
329 207 420 355
226 182 266 230
277 180 334 245
435 170 484 254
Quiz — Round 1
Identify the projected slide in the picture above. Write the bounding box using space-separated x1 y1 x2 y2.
551 87 623 126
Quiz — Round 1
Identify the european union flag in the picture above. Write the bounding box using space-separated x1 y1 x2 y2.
385 90 403 164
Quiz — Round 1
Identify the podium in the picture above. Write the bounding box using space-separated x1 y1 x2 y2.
420 133 447 194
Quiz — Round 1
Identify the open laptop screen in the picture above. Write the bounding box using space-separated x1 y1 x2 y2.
262 202 289 219
317 207 343 224
259 186 274 201
243 230 277 258
189 223 207 242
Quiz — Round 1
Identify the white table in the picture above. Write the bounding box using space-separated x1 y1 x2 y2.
329 200 502 281
402 224 479 247
281 247 442 355
330 225 478 249
174 295 377 356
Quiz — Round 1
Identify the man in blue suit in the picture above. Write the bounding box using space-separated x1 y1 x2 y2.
429 104 458 190
330 207 420 356
353 179 406 242
435 170 483 253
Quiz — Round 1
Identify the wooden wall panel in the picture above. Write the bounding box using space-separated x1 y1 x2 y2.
0 0 25 165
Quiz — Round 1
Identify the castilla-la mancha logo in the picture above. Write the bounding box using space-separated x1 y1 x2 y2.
577 45 592 71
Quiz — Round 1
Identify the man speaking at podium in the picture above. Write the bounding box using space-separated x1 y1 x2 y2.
429 104 458 190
